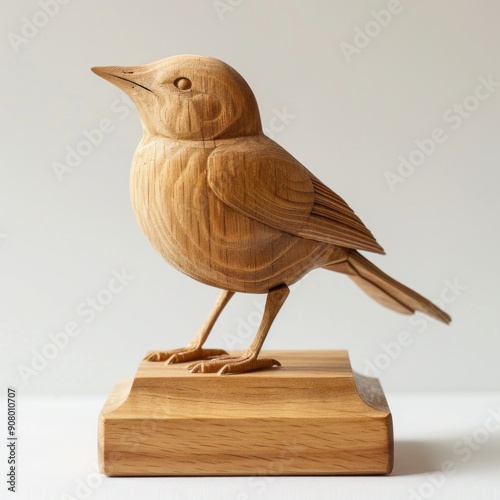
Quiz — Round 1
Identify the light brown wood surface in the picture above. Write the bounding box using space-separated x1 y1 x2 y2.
92 55 451 374
99 351 393 476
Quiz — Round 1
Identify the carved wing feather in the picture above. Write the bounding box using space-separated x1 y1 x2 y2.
207 137 384 253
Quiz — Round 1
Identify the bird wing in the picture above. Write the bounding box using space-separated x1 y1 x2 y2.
207 137 384 253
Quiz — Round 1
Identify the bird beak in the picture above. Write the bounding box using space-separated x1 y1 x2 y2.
91 65 155 96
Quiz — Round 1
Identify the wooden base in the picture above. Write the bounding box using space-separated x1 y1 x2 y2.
98 350 393 476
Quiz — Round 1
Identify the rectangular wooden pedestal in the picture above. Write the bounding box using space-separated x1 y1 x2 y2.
98 350 393 476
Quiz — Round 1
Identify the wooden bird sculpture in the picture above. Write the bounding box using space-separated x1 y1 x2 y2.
92 55 451 375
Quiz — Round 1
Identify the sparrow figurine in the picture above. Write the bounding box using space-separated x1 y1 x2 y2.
92 55 450 375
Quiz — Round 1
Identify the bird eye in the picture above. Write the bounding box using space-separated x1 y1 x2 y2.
174 77 192 91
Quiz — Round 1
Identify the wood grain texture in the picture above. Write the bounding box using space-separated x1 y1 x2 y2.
92 55 450 374
98 351 394 476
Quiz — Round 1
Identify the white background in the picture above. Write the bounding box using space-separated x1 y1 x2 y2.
1 1 499 498
2 0 499 395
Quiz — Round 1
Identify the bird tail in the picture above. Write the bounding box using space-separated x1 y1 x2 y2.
323 250 451 324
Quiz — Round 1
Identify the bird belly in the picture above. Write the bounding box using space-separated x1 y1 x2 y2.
130 139 333 292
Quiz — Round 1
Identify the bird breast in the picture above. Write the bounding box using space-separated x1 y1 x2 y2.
130 136 334 292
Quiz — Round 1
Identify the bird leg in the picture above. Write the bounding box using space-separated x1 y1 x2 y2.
189 284 290 375
144 289 234 363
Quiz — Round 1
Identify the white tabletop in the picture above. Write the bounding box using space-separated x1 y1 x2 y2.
6 393 500 500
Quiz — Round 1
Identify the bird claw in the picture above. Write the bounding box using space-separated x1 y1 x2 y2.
144 350 176 362
189 356 281 375
144 347 228 364
167 347 228 364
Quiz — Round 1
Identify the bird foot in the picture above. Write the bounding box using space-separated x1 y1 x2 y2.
188 355 281 375
144 347 228 363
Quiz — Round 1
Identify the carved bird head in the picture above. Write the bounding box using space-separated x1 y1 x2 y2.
92 54 262 141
